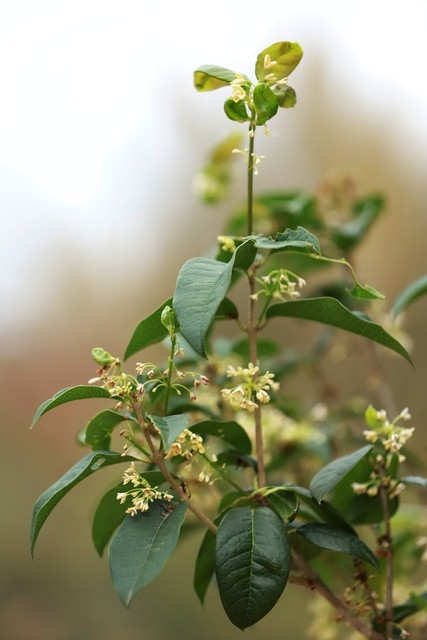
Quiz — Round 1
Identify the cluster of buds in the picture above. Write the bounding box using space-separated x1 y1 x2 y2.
221 362 279 412
88 348 143 407
165 428 205 461
252 269 306 302
362 406 414 457
351 406 414 499
117 462 174 516
231 148 266 176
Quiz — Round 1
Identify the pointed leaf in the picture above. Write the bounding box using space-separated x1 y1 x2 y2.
173 239 256 357
30 385 112 428
30 451 132 555
296 523 378 568
190 420 252 454
215 507 290 629
392 274 427 318
310 445 373 503
147 414 189 450
194 65 239 91
92 472 168 557
254 226 320 253
124 298 172 360
109 500 187 606
80 409 136 450
266 297 412 364
255 41 303 82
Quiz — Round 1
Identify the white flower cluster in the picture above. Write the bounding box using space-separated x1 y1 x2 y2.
117 462 174 516
221 362 279 412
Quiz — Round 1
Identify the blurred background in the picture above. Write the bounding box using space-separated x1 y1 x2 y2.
2 1 427 638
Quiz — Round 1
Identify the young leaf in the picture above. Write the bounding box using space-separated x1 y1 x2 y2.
109 500 187 606
254 226 320 253
80 409 137 450
30 451 132 555
215 507 290 629
309 445 373 503
173 239 256 357
123 298 172 360
190 419 252 454
223 98 250 123
253 82 278 125
266 297 412 364
30 385 112 428
147 414 189 450
255 41 303 83
275 85 297 108
194 65 239 91
392 273 427 318
92 472 168 557
295 523 379 568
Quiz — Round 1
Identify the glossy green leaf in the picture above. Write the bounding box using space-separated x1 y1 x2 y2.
392 274 427 318
92 471 168 557
109 500 187 606
266 298 412 364
288 484 356 532
309 445 373 503
190 420 252 454
348 281 385 300
391 591 427 623
215 507 290 629
262 487 299 522
296 523 379 568
253 83 278 125
194 527 217 605
194 65 239 91
124 298 172 360
223 98 250 123
215 296 239 320
80 409 136 450
254 226 320 253
30 385 112 428
255 41 303 83
147 414 189 450
30 451 132 555
173 239 256 357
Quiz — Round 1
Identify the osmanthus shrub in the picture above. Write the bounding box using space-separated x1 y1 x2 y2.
30 41 427 639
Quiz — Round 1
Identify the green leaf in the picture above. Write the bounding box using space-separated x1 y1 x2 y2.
109 500 187 606
348 281 385 300
30 385 112 428
275 85 297 108
266 297 412 364
330 195 384 252
262 487 299 522
80 409 136 450
215 507 290 629
295 523 379 568
391 591 427 623
255 41 303 83
309 445 373 503
392 274 427 318
253 83 278 125
30 451 132 555
92 471 168 557
147 414 189 450
254 226 320 253
194 65 239 91
173 239 256 357
194 527 217 605
190 420 252 454
401 475 427 488
223 98 250 123
124 298 172 361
